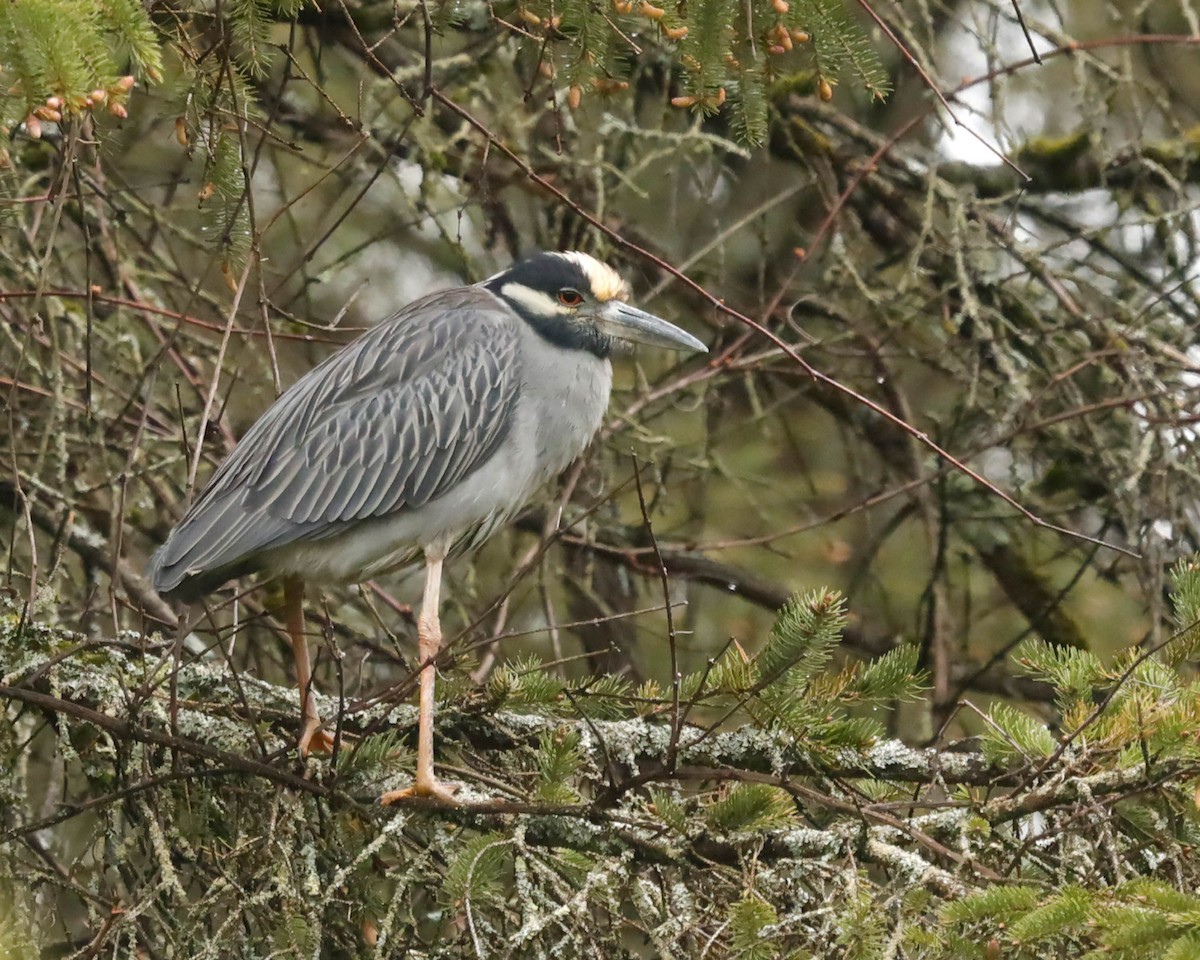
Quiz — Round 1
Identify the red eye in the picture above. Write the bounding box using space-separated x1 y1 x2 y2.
558 289 584 306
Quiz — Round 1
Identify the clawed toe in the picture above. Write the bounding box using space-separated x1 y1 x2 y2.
380 778 460 807
298 717 349 757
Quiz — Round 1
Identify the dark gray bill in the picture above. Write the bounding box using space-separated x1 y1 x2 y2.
597 302 707 353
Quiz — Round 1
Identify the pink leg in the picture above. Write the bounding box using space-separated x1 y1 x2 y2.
381 553 458 805
285 577 337 756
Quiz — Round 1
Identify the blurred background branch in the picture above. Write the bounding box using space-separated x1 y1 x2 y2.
5 0 1200 955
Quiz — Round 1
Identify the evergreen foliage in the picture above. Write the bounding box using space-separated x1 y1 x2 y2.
478 589 924 753
756 587 845 685
704 783 796 833
728 896 780 959
799 0 891 101
980 701 1056 763
6 575 1200 955
1014 638 1105 707
535 727 584 801
946 880 1200 959
4 0 1200 956
1168 558 1200 665
442 832 513 910
0 0 158 149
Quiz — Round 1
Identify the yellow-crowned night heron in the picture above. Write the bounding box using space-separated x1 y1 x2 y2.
149 251 705 803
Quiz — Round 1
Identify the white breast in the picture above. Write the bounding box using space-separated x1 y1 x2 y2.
513 322 613 489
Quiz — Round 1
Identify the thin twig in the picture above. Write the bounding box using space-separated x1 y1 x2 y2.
432 86 1137 560
631 455 682 772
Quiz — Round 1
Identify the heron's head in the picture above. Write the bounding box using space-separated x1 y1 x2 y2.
483 251 707 359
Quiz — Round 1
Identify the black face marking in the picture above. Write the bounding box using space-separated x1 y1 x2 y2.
485 252 592 299
484 253 613 360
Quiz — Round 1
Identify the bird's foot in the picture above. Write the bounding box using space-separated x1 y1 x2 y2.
297 716 351 757
379 776 460 807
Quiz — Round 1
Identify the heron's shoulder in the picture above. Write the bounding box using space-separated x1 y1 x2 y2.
348 285 519 383
387 283 516 331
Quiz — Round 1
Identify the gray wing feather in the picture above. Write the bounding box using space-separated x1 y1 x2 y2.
149 286 522 598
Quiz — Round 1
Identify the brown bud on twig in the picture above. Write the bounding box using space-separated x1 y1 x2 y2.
24 115 42 139
115 75 135 93
768 44 787 55
591 77 629 93
198 181 215 202
711 86 726 106
772 0 789 11
791 29 809 43
518 8 541 25
614 0 633 13
663 24 688 39
109 102 128 119
90 89 107 104
818 76 834 100
45 96 63 110
639 1 665 19
175 117 189 147
33 106 61 123
671 94 699 108
567 84 582 110
538 59 555 79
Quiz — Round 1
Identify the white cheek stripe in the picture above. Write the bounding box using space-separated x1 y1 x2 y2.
500 282 567 317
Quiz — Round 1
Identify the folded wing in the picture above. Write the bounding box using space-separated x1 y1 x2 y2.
149 286 522 598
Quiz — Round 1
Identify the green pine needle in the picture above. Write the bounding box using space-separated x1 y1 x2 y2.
487 654 566 708
200 131 252 269
536 728 584 802
441 833 512 909
980 702 1056 763
97 0 163 81
227 0 274 78
648 787 691 834
1097 904 1174 951
0 0 151 119
705 783 796 834
681 0 737 98
1014 638 1105 705
1162 931 1200 960
729 896 780 960
849 644 926 703
814 715 884 747
1168 557 1200 665
756 588 847 690
1007 885 1092 943
567 673 631 720
729 56 769 146
941 884 1043 924
793 0 892 101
